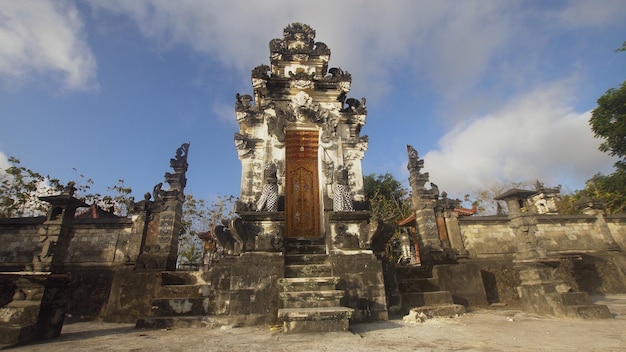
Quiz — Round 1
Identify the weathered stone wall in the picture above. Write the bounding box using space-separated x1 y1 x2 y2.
607 215 626 249
0 217 137 269
0 216 140 321
0 217 45 270
68 219 136 264
457 214 626 258
227 252 284 325
536 215 612 252
457 217 516 258
330 251 388 323
432 263 489 308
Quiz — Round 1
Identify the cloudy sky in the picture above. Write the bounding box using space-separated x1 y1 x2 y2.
1 0 625 203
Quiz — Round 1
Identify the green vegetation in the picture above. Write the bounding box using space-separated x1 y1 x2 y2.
363 173 412 261
0 157 63 218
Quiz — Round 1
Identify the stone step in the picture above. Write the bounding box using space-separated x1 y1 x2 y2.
404 304 465 320
278 277 340 292
398 278 439 292
563 304 612 319
285 254 329 265
150 298 213 317
0 301 40 325
402 291 455 309
279 290 345 309
284 239 326 255
135 315 229 329
554 292 592 306
285 264 332 278
161 272 199 285
156 284 211 298
277 307 354 334
396 265 433 279
0 324 34 346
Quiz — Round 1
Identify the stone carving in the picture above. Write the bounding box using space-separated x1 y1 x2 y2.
269 38 283 53
283 23 315 50
234 133 254 158
267 113 287 143
256 162 279 212
342 97 367 114
289 71 315 89
333 167 354 211
170 142 189 170
406 145 424 173
311 41 330 55
251 64 271 79
320 115 337 144
334 223 360 249
327 67 352 82
235 93 253 112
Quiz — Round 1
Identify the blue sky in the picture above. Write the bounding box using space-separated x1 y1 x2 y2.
1 0 625 204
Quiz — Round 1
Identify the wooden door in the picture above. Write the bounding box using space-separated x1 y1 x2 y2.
285 129 320 238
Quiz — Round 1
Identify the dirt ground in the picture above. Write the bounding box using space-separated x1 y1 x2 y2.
8 295 626 352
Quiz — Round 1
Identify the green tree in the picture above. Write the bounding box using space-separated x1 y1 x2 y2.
558 173 626 215
577 41 626 214
363 173 412 262
0 157 63 218
590 80 626 171
178 194 235 266
363 173 411 221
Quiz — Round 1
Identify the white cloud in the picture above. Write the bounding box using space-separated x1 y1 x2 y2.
556 0 626 27
0 0 96 90
0 151 8 171
423 79 617 198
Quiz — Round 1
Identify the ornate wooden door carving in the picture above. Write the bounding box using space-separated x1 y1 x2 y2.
285 129 320 238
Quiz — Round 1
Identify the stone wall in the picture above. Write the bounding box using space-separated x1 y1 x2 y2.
607 215 626 249
0 217 137 269
0 216 140 320
458 214 626 258
330 250 388 323
536 215 612 252
0 217 45 270
457 217 516 258
68 219 136 264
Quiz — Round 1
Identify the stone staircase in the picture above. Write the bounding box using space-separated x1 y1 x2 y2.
553 292 612 319
277 239 353 333
135 271 228 329
396 266 465 320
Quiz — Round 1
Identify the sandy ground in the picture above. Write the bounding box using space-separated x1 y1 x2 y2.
8 295 626 352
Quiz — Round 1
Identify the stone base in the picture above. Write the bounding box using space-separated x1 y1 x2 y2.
563 304 612 319
402 291 455 309
0 324 35 347
135 315 228 329
278 307 353 334
150 298 213 316
403 304 465 322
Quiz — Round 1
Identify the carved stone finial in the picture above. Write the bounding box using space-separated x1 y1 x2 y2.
406 145 423 172
251 64 270 79
235 93 253 112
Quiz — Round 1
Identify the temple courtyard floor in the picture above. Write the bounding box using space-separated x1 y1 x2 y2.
8 294 626 351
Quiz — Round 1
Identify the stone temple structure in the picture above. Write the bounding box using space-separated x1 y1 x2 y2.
213 22 387 332
1 23 626 346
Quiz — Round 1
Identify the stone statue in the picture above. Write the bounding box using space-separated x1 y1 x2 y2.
333 167 354 211
256 162 279 212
